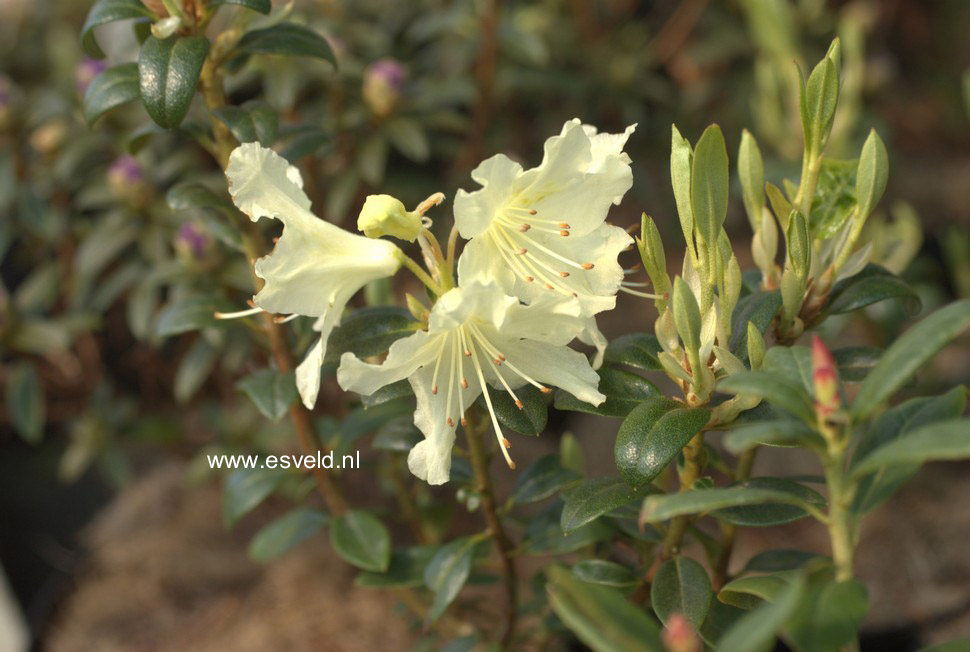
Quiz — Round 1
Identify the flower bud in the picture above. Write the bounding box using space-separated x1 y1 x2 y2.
357 194 421 242
107 155 152 206
362 58 405 118
75 58 107 96
812 335 839 419
662 613 701 652
174 222 211 264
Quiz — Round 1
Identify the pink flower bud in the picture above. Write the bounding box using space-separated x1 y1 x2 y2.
362 58 406 118
662 613 700 652
812 334 839 418
75 58 107 96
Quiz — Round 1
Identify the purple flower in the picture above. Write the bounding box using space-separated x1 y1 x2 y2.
107 155 143 185
76 58 107 96
175 223 210 260
362 58 407 117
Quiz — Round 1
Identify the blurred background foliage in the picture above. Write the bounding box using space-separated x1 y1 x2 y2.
1 0 969 644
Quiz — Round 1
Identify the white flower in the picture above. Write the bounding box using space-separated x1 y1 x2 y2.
225 143 402 409
454 119 636 317
337 281 605 485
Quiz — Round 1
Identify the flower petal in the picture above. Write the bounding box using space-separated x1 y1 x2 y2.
454 154 522 238
578 316 608 370
497 335 605 406
336 329 435 396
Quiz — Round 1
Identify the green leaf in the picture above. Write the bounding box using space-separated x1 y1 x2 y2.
800 56 839 152
719 574 791 609
477 385 547 436
361 379 413 408
237 368 298 421
729 291 782 359
766 182 792 233
850 419 970 478
329 510 391 572
641 484 823 524
717 370 815 423
670 125 695 249
83 63 140 124
384 118 430 162
615 397 710 487
715 574 805 652
673 277 702 353
155 295 227 337
651 557 713 627
724 420 825 454
572 560 639 590
787 211 810 276
81 0 153 58
211 0 271 14
510 455 581 505
699 599 747 646
786 578 868 652
741 550 822 574
6 363 45 443
851 300 970 420
235 23 336 64
826 264 920 317
690 124 730 245
324 307 419 364
356 546 436 588
555 366 659 418
138 35 209 129
738 129 765 231
547 566 663 652
174 337 219 402
212 103 278 145
521 504 614 555
248 508 328 561
712 477 826 527
424 536 479 623
222 467 288 527
833 346 882 383
855 129 889 221
372 416 421 452
809 158 857 239
561 476 656 533
603 333 662 371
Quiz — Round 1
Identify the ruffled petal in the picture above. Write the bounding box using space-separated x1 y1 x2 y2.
496 336 605 406
295 313 340 409
336 329 435 397
454 154 522 238
578 316 608 370
427 282 517 335
499 294 586 346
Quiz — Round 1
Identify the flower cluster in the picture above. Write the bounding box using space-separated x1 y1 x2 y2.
224 120 636 483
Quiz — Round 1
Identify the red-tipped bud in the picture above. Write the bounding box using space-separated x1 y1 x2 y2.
812 335 839 418
662 613 701 652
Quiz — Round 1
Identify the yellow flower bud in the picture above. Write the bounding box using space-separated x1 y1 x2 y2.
357 194 422 242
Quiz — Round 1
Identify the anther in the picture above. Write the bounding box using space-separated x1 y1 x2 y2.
525 276 534 282
539 386 552 394
514 400 523 410
246 299 257 308
559 271 570 278
581 263 595 270
559 223 570 229
527 208 537 215
544 283 555 290
447 417 454 427
517 247 527 255
464 350 471 357
559 230 570 237
494 358 502 365
432 384 438 395
461 377 469 389
461 417 468 426
502 437 511 448
519 224 531 232
498 354 506 361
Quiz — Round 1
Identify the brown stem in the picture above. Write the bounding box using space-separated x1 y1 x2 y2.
200 51 347 516
465 409 517 649
712 448 758 589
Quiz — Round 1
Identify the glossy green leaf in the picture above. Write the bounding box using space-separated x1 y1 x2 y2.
724 420 825 453
510 455 581 505
236 23 336 64
652 557 713 627
786 578 868 652
715 574 805 652
83 63 140 124
719 573 792 608
603 333 663 371
800 56 839 152
138 35 210 129
174 337 219 402
561 476 656 533
521 504 614 555
156 295 227 337
324 307 419 364
572 560 639 590
547 566 663 652
690 124 730 245
787 211 810 276
222 467 288 527
833 346 882 383
809 158 856 239
670 125 695 248
371 416 421 452
738 129 765 231
329 510 391 572
855 129 889 221
555 366 659 417
717 370 815 423
641 484 823 524
766 182 792 233
615 397 710 487
825 264 920 316
477 385 547 436
713 477 825 527
424 536 479 622
81 0 153 58
741 550 822 574
6 363 45 444
211 0 271 13
729 290 782 359
673 277 702 353
212 103 278 145
851 300 970 420
384 118 430 162
699 599 748 646
361 379 413 408
850 419 970 478
237 368 298 422
248 508 328 561
356 546 436 588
